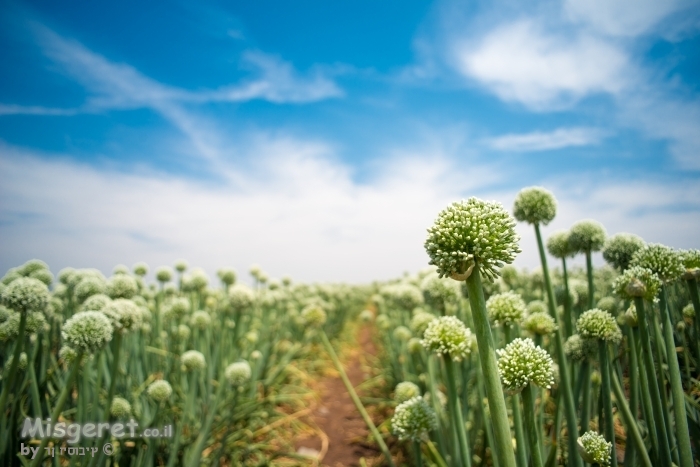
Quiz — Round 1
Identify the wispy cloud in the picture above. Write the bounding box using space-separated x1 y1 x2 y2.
2 141 698 281
487 127 606 152
452 19 628 109
16 25 343 167
0 104 81 116
563 0 695 37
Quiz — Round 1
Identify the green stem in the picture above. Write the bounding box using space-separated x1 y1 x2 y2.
659 286 694 467
534 224 581 467
427 356 449 462
186 379 225 467
465 265 516 467
320 330 395 467
579 361 592 435
623 328 639 467
585 250 595 311
522 384 544 467
505 326 529 467
445 357 472 467
562 258 573 339
0 312 27 419
633 296 673 467
29 352 85 467
598 342 617 467
610 358 653 467
413 439 424 467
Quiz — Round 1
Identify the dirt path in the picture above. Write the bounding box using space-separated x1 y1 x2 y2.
295 326 381 466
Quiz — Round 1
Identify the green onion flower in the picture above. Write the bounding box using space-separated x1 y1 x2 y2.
110 397 132 418
523 311 558 336
1 277 50 314
577 431 612 466
568 220 607 254
62 311 113 353
421 316 473 361
181 350 206 371
391 396 438 441
225 361 252 386
497 338 555 393
487 291 526 326
577 309 622 344
612 266 661 301
394 381 421 404
425 197 521 281
513 187 557 226
147 380 173 403
602 233 644 271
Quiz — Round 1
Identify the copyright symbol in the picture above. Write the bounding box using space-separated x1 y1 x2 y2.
103 443 113 456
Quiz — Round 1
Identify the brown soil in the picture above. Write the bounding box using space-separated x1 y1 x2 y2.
294 326 382 467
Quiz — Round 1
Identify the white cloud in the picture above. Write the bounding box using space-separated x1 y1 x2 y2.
487 127 605 152
1 142 698 284
452 19 629 109
564 0 690 37
0 104 80 116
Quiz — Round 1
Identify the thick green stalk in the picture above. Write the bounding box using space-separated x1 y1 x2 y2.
0 312 27 420
464 265 517 467
636 342 659 456
445 357 472 467
534 224 581 467
659 286 694 467
413 440 424 467
427 356 449 462
687 278 700 317
187 379 225 467
522 384 544 467
633 296 673 467
585 250 595 311
29 352 84 467
562 258 573 338
579 361 592 435
610 358 653 467
598 342 617 467
505 326 529 467
320 330 395 467
623 328 640 467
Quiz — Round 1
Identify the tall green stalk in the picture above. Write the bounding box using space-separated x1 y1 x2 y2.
534 224 581 467
585 250 595 311
659 286 694 467
633 296 673 467
561 257 574 338
464 265 517 467
29 352 85 467
598 342 617 467
505 326 529 467
522 384 544 467
444 357 472 467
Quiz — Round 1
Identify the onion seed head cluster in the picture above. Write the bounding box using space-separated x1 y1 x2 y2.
612 266 661 301
1 277 50 314
523 312 557 336
602 233 645 271
577 431 612 466
486 291 526 326
630 243 684 283
497 338 555 392
547 230 575 259
421 316 473 361
425 197 521 281
577 309 622 344
391 396 438 441
569 220 607 253
513 187 557 226
62 311 113 354
394 381 421 404
564 334 597 362
225 361 252 386
107 274 138 299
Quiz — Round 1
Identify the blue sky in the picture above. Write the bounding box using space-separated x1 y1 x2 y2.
1 0 699 283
